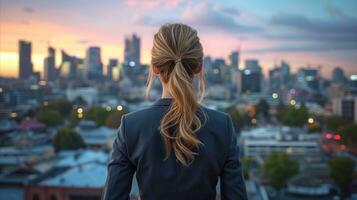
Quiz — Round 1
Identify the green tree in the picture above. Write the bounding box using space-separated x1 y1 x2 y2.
263 152 299 191
328 156 355 196
337 123 357 146
242 157 256 180
105 110 127 128
255 99 270 119
324 115 350 132
278 106 309 126
37 99 73 118
225 106 244 133
85 106 111 126
53 127 85 152
36 109 63 127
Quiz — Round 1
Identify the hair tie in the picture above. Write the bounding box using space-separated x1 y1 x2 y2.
175 58 182 64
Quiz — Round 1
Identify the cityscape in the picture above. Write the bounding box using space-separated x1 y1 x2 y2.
1 1 357 200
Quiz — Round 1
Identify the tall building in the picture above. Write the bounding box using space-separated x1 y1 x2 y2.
107 59 118 80
332 96 357 123
237 59 262 93
296 67 320 92
85 47 103 80
44 47 56 81
124 34 140 66
19 40 33 79
59 50 78 79
229 51 239 68
269 61 291 91
331 67 346 84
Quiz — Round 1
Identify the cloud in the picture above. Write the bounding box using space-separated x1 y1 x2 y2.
181 2 262 33
220 7 240 17
125 0 183 9
266 12 357 51
23 7 34 13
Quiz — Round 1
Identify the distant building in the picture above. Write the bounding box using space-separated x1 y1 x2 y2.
75 120 116 149
124 34 141 66
229 51 239 68
237 59 262 94
85 47 103 80
332 96 357 123
296 67 320 92
331 67 346 84
66 87 98 105
19 40 33 80
59 50 78 79
107 59 118 81
240 126 320 158
269 61 290 91
44 47 56 82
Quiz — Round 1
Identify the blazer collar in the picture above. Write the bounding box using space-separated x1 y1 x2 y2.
152 98 173 106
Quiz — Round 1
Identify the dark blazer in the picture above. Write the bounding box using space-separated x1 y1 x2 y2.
102 98 247 200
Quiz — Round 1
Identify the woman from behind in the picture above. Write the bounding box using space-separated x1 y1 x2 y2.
102 23 247 200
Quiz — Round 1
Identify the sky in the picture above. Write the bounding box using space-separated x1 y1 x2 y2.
0 0 356 78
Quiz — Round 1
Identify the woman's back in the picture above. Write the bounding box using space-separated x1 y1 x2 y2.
102 98 247 200
103 23 247 200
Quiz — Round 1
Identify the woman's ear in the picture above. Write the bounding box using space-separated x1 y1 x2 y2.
152 66 160 75
193 64 202 74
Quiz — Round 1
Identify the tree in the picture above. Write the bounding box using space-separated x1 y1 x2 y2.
53 127 85 152
105 110 127 128
225 106 244 133
337 123 357 146
328 156 355 197
324 115 350 132
255 99 270 119
36 109 63 127
263 152 299 191
37 99 73 118
242 157 256 180
278 106 309 126
85 106 111 126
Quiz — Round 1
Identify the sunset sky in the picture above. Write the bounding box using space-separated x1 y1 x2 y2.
0 0 356 78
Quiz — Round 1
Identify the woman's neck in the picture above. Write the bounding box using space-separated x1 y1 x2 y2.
161 84 172 98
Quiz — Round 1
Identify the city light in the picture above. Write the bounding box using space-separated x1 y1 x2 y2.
334 134 341 140
39 80 46 86
77 113 83 118
106 106 112 111
272 93 278 99
0 88 3 93
251 118 257 125
350 74 357 81
10 112 17 118
308 117 314 124
43 101 48 106
290 99 296 106
325 133 332 139
116 105 123 111
77 108 83 114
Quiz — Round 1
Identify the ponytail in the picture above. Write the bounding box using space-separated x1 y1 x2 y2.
146 23 206 166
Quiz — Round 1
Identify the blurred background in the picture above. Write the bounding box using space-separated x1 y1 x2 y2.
0 0 356 199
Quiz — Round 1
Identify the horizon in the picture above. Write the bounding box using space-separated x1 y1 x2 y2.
1 0 356 78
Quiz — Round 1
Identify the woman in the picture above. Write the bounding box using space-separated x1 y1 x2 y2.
102 23 247 200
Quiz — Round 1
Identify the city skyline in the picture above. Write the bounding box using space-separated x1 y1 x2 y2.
1 0 357 78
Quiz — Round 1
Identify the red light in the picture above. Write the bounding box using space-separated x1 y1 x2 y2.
334 134 341 140
325 133 332 139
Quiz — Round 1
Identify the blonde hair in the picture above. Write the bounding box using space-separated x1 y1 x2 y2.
146 23 206 166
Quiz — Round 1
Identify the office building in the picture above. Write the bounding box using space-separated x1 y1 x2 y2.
331 67 346 84
269 61 290 91
124 34 141 66
107 59 118 80
332 96 357 123
19 40 33 79
229 51 239 68
237 59 262 93
44 47 56 81
85 47 103 80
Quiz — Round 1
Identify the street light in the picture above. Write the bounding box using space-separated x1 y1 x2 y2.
308 117 314 124
116 105 123 111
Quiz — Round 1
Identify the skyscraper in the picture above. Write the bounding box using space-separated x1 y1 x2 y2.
85 47 103 80
331 67 346 84
229 51 239 68
237 59 262 93
59 50 78 79
19 40 33 79
124 34 141 66
107 59 118 80
44 47 56 81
